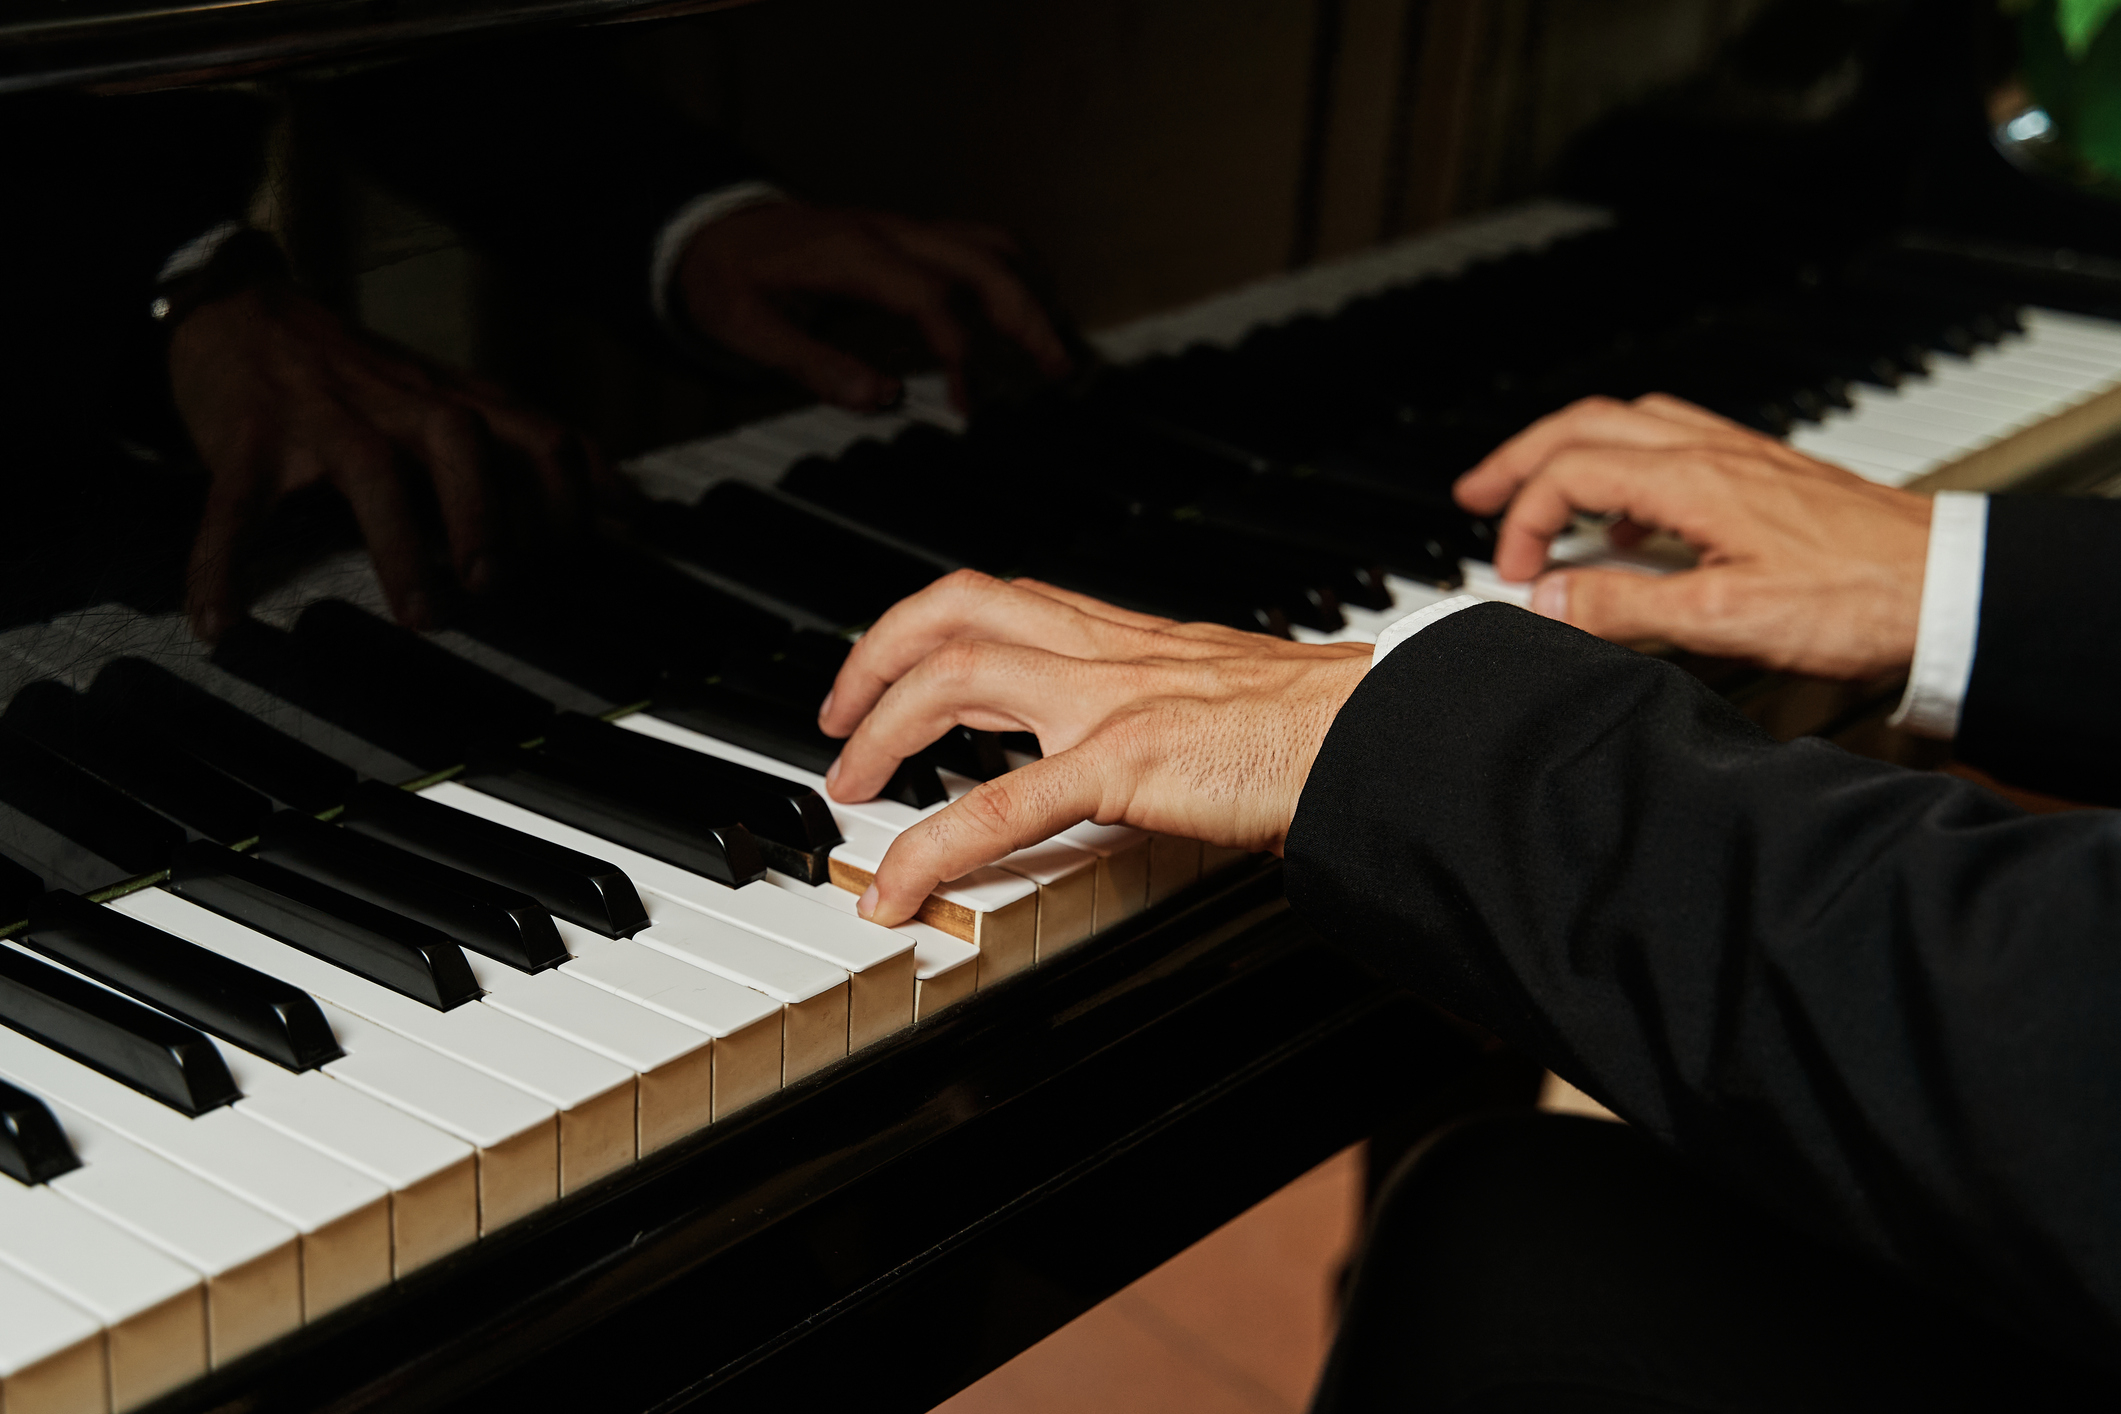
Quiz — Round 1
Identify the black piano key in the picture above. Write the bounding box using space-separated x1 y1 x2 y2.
446 546 793 708
88 658 357 814
165 841 480 1011
24 891 342 1072
921 724 1011 782
0 727 186 877
649 681 948 810
0 851 44 926
654 482 950 631
461 746 768 889
0 942 239 1116
213 618 464 771
252 812 567 974
0 1079 80 1184
336 781 648 939
293 601 555 748
3 682 272 847
536 714 842 885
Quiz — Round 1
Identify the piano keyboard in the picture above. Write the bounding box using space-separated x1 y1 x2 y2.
5 199 2121 1414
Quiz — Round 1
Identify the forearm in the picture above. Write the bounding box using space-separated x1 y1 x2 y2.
1287 603 2121 1361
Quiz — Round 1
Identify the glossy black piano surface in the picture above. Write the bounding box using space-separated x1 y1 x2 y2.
0 0 742 95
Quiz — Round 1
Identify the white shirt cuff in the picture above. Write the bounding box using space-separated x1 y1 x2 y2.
1370 594 1484 669
156 220 244 285
648 180 788 324
1888 491 1988 739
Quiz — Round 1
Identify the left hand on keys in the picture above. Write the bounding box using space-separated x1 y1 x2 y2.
815 570 1370 926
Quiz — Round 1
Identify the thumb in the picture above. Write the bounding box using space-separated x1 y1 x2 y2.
1531 566 1701 646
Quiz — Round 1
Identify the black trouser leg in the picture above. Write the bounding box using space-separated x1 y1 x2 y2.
1312 1112 2121 1413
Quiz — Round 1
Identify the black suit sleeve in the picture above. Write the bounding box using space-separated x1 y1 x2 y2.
1954 494 2121 803
322 38 760 349
1285 602 2121 1365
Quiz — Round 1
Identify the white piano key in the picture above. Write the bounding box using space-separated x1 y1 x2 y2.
1923 356 2097 404
208 1047 477 1270
1800 415 1968 461
1052 822 1153 932
772 876 980 1017
427 782 919 1051
1825 391 2023 443
990 838 1098 960
306 1010 555 1232
615 903 848 1084
1989 341 2121 381
2016 309 2121 361
41 1103 300 1367
111 889 624 1203
823 814 1038 978
547 925 783 1120
1783 430 1935 479
457 958 716 1155
0 1177 205 1412
0 930 479 1277
0 1262 104 1414
0 1026 391 1323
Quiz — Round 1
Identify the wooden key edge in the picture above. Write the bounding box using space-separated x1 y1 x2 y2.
826 858 976 943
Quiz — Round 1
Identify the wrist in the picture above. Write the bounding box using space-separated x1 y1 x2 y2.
153 228 289 332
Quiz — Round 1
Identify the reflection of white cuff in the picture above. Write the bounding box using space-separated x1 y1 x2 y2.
648 180 788 323
1371 594 1483 669
157 219 244 284
1888 491 1988 739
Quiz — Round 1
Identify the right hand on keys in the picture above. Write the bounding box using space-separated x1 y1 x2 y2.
814 570 1371 927
1453 394 1933 680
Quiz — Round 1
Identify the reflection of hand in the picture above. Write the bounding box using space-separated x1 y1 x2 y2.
676 201 1071 413
815 570 1370 925
1454 394 1932 679
170 282 611 639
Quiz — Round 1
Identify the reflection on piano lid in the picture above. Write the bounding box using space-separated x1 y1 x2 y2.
0 0 753 95
3 199 2121 1413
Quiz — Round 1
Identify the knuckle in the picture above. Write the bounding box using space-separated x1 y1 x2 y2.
925 637 989 686
936 567 1001 603
957 779 1018 837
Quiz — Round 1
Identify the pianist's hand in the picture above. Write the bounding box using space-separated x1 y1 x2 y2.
1453 394 1932 679
171 282 613 639
677 201 1071 414
816 570 1370 927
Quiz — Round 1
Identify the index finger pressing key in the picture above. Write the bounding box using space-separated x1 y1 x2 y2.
861 751 1108 929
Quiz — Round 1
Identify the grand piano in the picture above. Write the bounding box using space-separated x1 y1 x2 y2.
2 2 2120 1411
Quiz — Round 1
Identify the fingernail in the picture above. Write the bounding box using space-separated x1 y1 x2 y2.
193 607 225 644
1530 574 1569 623
856 883 879 920
402 591 434 630
818 690 835 725
464 555 495 594
825 754 841 787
